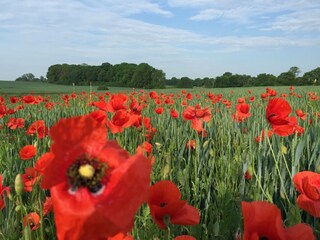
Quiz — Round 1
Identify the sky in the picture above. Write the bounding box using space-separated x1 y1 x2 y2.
0 0 320 80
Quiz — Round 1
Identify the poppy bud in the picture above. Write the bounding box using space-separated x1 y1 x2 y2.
316 165 320 174
14 174 24 195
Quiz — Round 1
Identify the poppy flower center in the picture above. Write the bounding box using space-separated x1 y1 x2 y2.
259 237 268 240
67 155 108 194
159 202 167 207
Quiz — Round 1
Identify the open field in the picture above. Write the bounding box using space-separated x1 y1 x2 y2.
0 82 320 239
0 81 134 95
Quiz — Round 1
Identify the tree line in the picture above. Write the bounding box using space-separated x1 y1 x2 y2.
166 66 320 88
15 64 320 89
45 62 166 89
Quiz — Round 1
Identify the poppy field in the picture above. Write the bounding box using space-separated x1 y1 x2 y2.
0 85 320 240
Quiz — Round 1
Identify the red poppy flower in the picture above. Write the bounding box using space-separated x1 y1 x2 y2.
106 110 137 134
149 91 159 99
129 100 142 115
174 236 196 240
136 141 152 156
22 167 41 192
186 140 196 150
106 93 128 112
10 96 20 104
254 129 273 143
23 212 40 231
19 145 37 160
43 196 53 216
107 232 133 240
186 93 192 100
170 109 179 119
0 105 7 118
7 117 25 130
22 95 36 104
0 175 10 210
26 120 48 138
41 115 152 240
242 201 315 240
233 103 251 122
35 152 54 176
296 109 307 120
182 106 211 132
293 171 320 217
266 98 303 136
90 110 108 124
155 107 164 114
148 180 200 229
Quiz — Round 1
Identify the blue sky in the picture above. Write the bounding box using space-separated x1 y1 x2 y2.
1 0 320 80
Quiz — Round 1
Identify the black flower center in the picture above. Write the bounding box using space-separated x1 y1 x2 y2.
259 237 268 240
159 202 167 207
67 155 108 194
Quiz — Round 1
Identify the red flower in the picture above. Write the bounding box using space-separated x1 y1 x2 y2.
182 106 211 132
170 109 179 119
0 105 7 118
22 167 41 192
293 171 320 217
174 236 196 240
107 232 133 240
106 110 137 134
186 140 196 150
242 201 315 240
26 120 48 138
148 180 200 229
266 98 303 136
22 95 36 104
90 110 108 124
7 117 25 129
35 152 54 175
10 96 20 104
0 175 10 210
23 212 40 231
41 115 152 240
254 129 273 143
106 93 128 112
155 107 164 114
296 109 307 120
43 196 53 216
233 103 251 122
19 145 36 160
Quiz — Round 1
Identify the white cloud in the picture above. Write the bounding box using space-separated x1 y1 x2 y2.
0 0 319 79
170 0 320 33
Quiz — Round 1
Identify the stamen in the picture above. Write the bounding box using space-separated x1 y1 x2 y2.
78 164 95 179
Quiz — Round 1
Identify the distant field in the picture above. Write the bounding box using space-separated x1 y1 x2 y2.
0 80 319 96
0 80 133 95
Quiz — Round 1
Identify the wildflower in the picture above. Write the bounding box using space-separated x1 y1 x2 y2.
22 167 41 192
19 145 36 160
0 175 10 210
266 98 303 136
148 180 200 229
293 171 320 218
174 236 196 240
26 120 48 138
106 110 137 134
41 115 152 239
242 201 315 240
23 212 40 231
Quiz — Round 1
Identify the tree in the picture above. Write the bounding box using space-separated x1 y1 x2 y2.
176 77 193 88
289 66 301 78
15 73 35 81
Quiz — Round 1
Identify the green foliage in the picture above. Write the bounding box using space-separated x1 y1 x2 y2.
0 86 320 239
176 77 193 88
15 73 46 82
46 62 166 89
